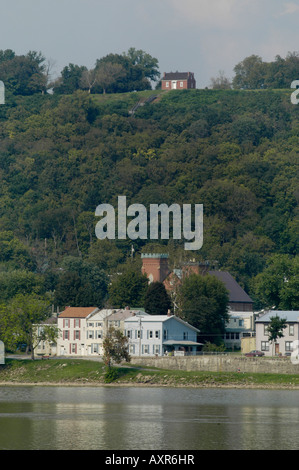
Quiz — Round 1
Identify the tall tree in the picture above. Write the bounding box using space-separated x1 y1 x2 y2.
252 254 299 310
178 274 229 345
94 62 126 94
0 293 52 359
233 55 267 89
144 281 172 315
0 50 48 95
108 269 148 308
267 316 287 356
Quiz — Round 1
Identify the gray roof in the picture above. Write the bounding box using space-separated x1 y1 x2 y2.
209 271 253 303
256 310 299 323
108 309 147 321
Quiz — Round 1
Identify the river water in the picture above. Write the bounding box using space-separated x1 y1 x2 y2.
0 385 298 450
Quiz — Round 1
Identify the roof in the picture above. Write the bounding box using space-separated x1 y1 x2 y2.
125 314 200 332
256 310 299 323
209 271 253 303
108 309 148 321
162 72 192 80
58 307 99 319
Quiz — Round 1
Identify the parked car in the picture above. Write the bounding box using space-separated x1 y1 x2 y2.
245 350 264 357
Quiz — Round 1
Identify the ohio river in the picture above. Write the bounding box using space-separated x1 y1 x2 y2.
0 385 299 450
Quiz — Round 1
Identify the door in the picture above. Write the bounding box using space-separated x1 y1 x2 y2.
172 81 177 89
275 343 279 355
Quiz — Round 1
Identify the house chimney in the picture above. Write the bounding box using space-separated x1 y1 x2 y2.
167 309 171 317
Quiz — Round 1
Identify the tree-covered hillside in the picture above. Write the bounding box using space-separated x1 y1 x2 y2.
0 86 298 308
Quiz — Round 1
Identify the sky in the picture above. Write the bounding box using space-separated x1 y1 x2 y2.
0 0 299 88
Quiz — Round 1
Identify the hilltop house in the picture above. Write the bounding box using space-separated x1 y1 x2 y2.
255 310 299 356
124 312 202 356
161 72 196 90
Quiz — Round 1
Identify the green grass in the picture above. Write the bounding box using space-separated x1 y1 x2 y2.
1 359 299 388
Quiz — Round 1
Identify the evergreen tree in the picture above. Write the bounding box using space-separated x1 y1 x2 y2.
144 281 172 315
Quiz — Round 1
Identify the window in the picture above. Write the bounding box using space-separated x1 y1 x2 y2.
183 332 188 340
64 330 69 340
71 343 77 353
91 344 99 354
126 330 132 338
64 319 70 328
163 330 168 340
166 81 169 87
155 330 160 339
135 330 142 339
96 330 102 339
74 330 80 340
75 319 80 327
180 81 184 87
239 319 244 327
261 341 269 351
148 330 153 339
142 345 150 354
264 325 269 336
87 330 94 339
153 344 160 354
88 322 94 327
129 344 135 354
289 324 294 336
285 341 293 352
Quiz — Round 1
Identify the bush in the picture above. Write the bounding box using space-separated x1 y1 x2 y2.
104 366 119 383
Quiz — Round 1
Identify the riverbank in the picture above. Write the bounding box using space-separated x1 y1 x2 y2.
1 358 299 389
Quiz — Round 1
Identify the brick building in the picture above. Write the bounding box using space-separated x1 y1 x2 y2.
161 72 196 90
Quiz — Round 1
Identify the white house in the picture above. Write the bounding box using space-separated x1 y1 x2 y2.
124 313 202 357
57 307 146 357
255 310 299 356
224 310 255 350
57 307 102 356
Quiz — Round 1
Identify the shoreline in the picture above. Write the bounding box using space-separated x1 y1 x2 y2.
1 380 299 390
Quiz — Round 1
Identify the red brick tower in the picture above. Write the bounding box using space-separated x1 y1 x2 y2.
141 253 170 284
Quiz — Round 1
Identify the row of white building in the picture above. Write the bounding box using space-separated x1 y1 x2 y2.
36 306 202 358
36 305 299 358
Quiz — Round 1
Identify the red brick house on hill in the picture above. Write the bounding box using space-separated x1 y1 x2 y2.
161 72 196 90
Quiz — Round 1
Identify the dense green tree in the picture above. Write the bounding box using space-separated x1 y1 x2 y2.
0 50 47 95
53 63 87 94
178 274 229 344
144 281 172 315
108 269 148 308
251 254 299 310
54 257 108 307
0 293 52 359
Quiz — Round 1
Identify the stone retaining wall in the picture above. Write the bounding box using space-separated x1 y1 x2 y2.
131 355 299 374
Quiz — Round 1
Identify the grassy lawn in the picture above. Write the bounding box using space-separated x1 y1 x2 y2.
1 358 299 388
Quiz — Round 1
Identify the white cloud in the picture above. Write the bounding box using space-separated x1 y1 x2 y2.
280 2 299 15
